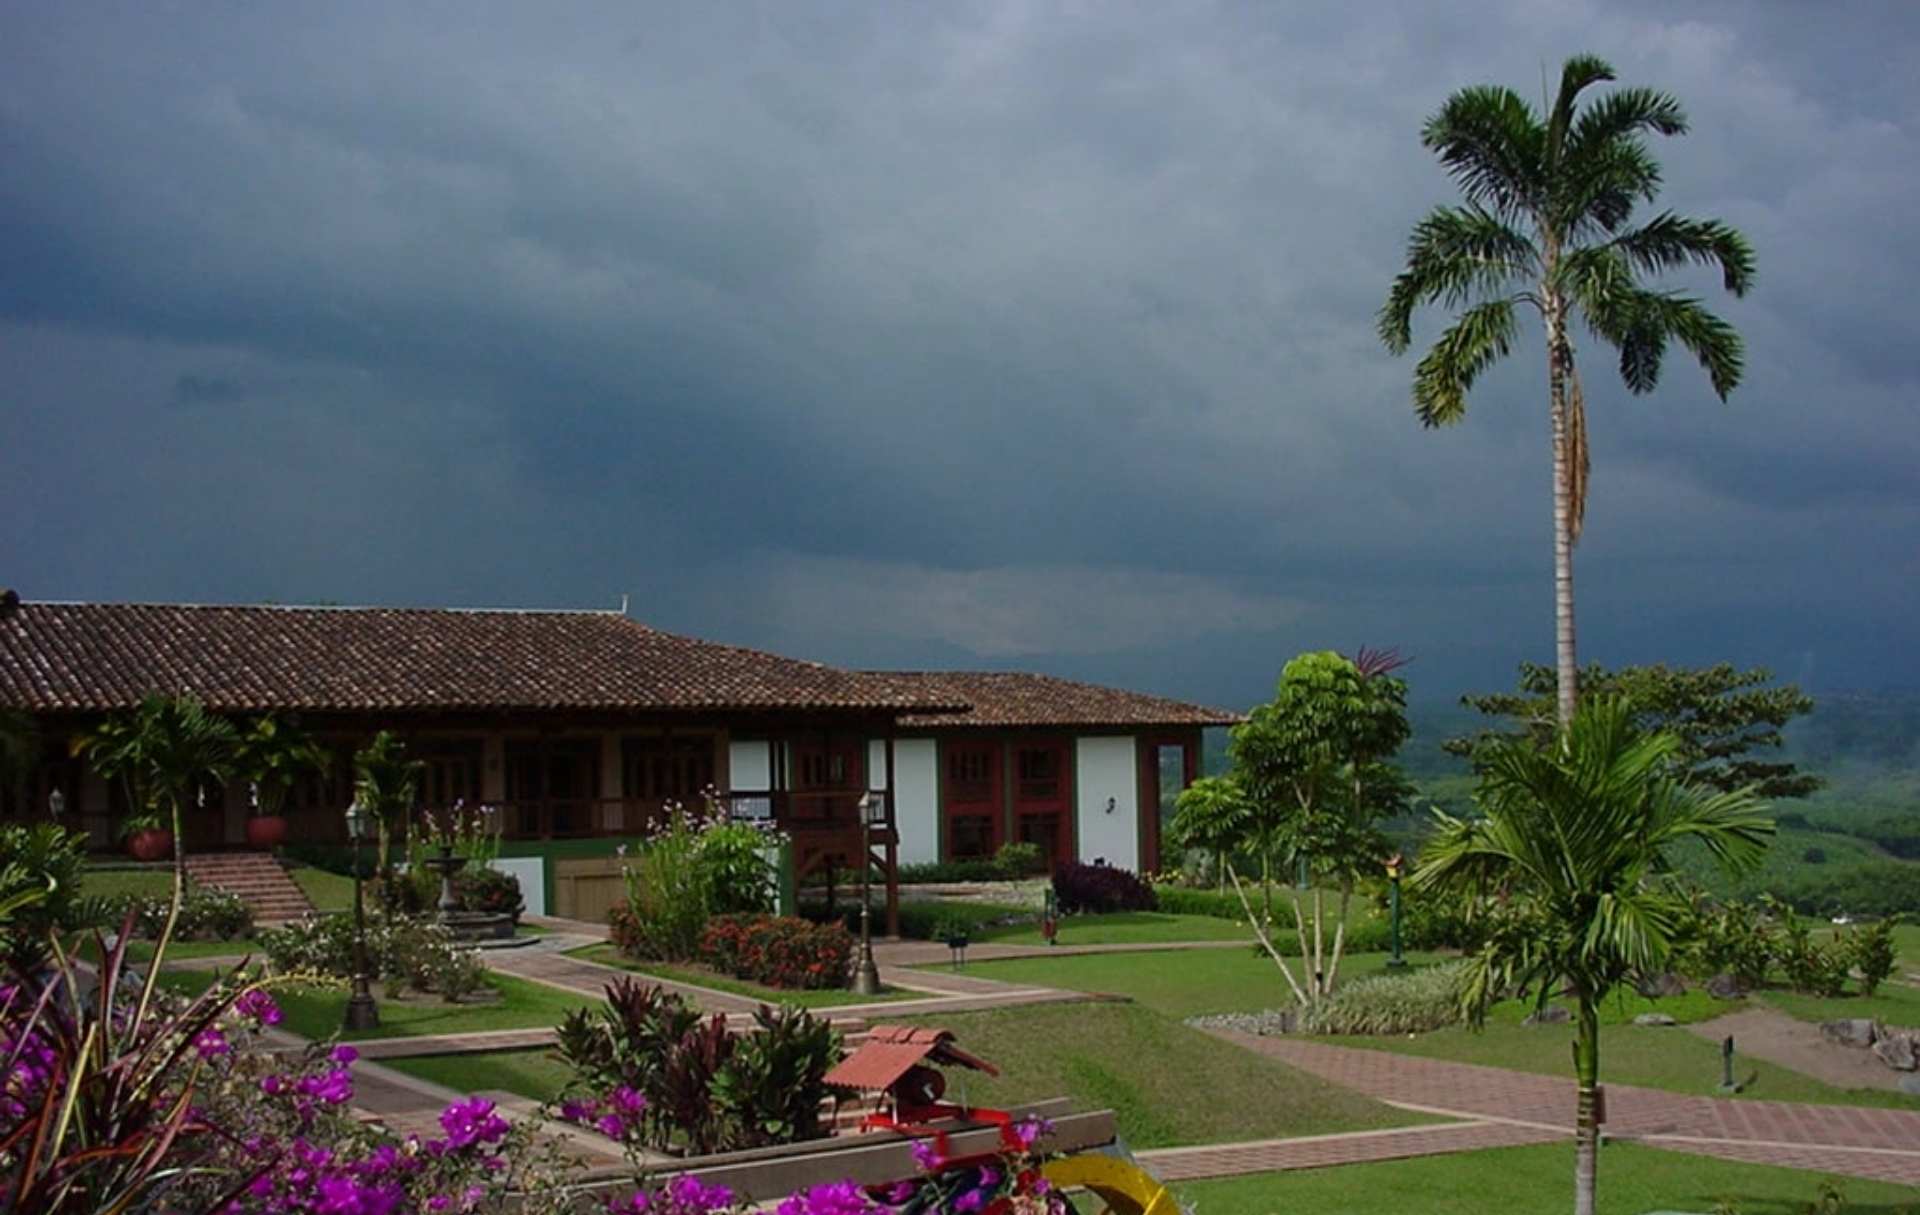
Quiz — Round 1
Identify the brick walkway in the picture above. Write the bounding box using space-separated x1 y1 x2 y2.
1137 1119 1563 1181
1213 1031 1920 1184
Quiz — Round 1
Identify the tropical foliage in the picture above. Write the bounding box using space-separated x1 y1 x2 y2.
615 798 779 963
1448 662 1818 798
1381 54 1756 725
352 729 422 881
1413 698 1773 1215
233 713 330 818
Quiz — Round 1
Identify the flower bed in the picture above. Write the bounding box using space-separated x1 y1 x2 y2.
698 914 853 990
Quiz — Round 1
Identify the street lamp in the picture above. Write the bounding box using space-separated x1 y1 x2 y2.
343 800 380 1031
851 792 884 996
1384 852 1408 970
47 787 65 818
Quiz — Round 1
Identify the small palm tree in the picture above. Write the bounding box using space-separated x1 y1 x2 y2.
1412 698 1773 1215
234 714 329 819
1380 55 1755 726
1169 775 1251 893
71 693 238 1019
352 730 422 888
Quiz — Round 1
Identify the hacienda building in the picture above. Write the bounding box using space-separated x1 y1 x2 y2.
0 593 1237 923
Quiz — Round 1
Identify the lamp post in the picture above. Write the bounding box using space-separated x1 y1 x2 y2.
48 787 65 819
343 800 380 1031
852 793 884 996
1384 852 1408 970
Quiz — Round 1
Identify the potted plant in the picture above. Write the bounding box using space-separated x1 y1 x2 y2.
235 714 328 851
119 809 174 862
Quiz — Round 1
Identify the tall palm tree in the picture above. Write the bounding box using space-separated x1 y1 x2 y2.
1412 698 1773 1215
1380 54 1756 726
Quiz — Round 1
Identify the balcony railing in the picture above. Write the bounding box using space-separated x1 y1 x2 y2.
485 790 895 840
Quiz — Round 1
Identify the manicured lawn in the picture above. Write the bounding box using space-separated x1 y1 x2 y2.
942 947 1444 1020
81 867 174 900
1331 993 1919 1110
384 1048 575 1104
1174 1142 1920 1214
160 969 591 1041
1760 980 1920 1030
568 944 912 1007
1894 923 1920 972
894 1003 1428 1150
288 865 354 912
976 912 1255 947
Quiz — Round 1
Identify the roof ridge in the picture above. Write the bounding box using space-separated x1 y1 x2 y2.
21 598 626 616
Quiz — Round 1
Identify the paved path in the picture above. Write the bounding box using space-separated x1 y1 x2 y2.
1213 1031 1920 1184
1137 1120 1563 1181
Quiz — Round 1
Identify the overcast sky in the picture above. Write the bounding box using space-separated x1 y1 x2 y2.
3 2 1916 710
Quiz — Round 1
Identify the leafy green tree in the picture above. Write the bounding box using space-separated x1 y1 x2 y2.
1169 775 1252 891
1228 650 1412 1002
234 713 331 820
1414 698 1773 1215
1446 662 1817 798
1380 54 1756 727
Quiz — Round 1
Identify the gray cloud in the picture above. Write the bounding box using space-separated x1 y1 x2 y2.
2 2 1917 708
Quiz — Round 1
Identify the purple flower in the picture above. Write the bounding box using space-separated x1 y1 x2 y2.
194 1027 230 1059
439 1096 510 1150
775 1180 878 1215
954 1189 987 1213
1012 1116 1053 1150
235 988 285 1026
611 1085 648 1117
596 1113 627 1140
560 1098 596 1124
260 1074 286 1096
909 1138 941 1171
331 1044 360 1064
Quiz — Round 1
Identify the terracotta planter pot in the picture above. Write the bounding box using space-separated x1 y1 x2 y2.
127 828 174 862
245 815 289 850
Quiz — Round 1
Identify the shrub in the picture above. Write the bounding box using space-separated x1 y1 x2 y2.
1677 896 1776 989
615 798 782 961
1152 885 1247 921
802 898 1033 941
699 914 853 990
1300 962 1469 1035
452 866 524 922
1053 862 1156 915
897 859 1006 885
110 882 255 942
260 912 487 1000
699 821 777 914
1841 916 1900 996
993 841 1045 879
1766 897 1850 997
1802 847 1827 865
556 977 841 1156
1 824 91 968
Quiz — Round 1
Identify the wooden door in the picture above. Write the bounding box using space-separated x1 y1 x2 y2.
943 740 1002 861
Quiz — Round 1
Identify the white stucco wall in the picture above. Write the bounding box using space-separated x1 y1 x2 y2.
728 740 772 791
488 856 547 917
891 739 940 865
867 739 889 792
1074 736 1139 871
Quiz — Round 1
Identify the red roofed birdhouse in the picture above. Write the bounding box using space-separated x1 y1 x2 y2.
824 1025 999 1121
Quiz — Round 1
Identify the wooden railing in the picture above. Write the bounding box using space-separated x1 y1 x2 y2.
486 790 895 841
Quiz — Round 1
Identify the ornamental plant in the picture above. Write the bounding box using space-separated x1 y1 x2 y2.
617 796 781 962
698 914 853 990
1050 862 1155 915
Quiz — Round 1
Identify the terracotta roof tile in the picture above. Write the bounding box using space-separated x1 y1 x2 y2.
0 600 962 715
878 671 1242 729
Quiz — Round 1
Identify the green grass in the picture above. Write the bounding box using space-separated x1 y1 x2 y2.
80 868 174 900
1894 923 1920 973
1331 992 1919 1111
567 944 913 1008
159 969 591 1041
384 1048 575 1104
1173 1142 1920 1214
288 865 354 912
895 1003 1426 1150
1760 981 1920 1030
976 912 1255 947
942 947 1443 1020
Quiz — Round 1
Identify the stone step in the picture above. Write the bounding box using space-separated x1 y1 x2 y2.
183 853 315 923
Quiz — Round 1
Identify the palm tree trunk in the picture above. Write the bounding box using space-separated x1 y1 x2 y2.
1546 289 1580 728
1572 995 1601 1215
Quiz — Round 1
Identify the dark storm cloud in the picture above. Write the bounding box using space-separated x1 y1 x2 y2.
2 2 1917 708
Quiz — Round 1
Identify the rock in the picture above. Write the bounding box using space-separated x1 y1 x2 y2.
1633 1012 1677 1027
1705 973 1747 1000
1900 1074 1920 1097
1820 1018 1880 1048
1635 973 1688 999
1523 1004 1571 1027
1871 1032 1918 1072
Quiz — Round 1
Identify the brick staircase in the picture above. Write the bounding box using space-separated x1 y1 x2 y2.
184 852 315 923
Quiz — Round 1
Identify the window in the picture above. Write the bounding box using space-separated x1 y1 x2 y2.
415 740 484 809
950 814 995 860
947 747 992 802
622 736 715 802
1015 746 1060 801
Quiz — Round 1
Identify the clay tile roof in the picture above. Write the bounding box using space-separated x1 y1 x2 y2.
823 1024 997 1092
876 671 1242 729
0 600 966 716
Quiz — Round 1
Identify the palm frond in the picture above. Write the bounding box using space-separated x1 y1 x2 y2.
1556 138 1665 235
1421 85 1545 218
1546 54 1618 166
1379 207 1535 352
1612 212 1755 296
1411 298 1519 426
1566 85 1688 166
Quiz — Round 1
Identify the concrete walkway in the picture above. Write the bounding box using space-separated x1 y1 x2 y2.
1213 1030 1920 1184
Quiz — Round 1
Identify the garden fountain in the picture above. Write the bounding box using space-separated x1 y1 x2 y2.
418 843 516 942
